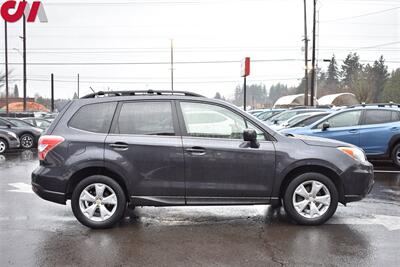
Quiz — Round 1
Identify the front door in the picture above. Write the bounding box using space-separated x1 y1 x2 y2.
177 101 276 205
310 110 362 147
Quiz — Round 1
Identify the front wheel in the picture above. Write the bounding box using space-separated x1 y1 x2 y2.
0 138 8 154
71 175 126 229
283 172 338 225
392 144 400 169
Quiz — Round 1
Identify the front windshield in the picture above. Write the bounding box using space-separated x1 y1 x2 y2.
270 111 297 122
9 119 32 127
286 114 312 126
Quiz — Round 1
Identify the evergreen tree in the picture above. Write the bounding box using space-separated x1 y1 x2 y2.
13 84 19 98
371 56 389 102
214 92 222 99
382 69 400 103
327 55 339 84
341 53 362 89
73 92 78 99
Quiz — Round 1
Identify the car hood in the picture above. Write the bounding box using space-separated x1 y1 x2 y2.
290 134 353 148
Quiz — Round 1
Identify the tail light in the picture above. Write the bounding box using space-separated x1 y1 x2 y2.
38 135 65 161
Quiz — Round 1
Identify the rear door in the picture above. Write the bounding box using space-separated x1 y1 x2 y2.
177 101 276 204
359 109 400 155
309 110 362 146
104 100 185 204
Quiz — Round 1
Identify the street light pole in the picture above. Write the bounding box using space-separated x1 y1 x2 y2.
4 21 9 116
310 0 317 106
303 0 309 106
23 0 27 112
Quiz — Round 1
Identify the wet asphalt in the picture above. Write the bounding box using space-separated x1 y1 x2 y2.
0 150 399 267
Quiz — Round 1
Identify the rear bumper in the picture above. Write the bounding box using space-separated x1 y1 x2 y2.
342 161 374 204
31 167 67 205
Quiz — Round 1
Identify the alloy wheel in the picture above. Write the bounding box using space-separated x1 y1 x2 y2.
0 140 6 153
292 180 331 219
396 147 400 163
79 183 118 222
21 135 34 149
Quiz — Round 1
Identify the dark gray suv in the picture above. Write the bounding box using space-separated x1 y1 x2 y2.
32 90 374 229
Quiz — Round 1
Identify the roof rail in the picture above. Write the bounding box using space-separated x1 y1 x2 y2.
348 102 400 108
81 90 204 99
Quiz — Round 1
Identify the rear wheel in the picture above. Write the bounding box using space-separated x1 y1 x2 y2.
71 175 126 229
20 133 34 149
392 144 400 168
0 138 8 154
283 172 338 225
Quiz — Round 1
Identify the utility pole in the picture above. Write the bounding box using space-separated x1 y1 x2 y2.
170 39 174 92
51 74 54 112
77 74 80 98
310 0 317 106
303 0 309 106
4 21 9 116
243 76 247 111
23 0 27 112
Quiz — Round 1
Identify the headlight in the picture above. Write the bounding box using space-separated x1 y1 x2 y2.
337 147 367 163
6 131 18 140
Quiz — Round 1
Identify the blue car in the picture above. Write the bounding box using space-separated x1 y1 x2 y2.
280 105 400 167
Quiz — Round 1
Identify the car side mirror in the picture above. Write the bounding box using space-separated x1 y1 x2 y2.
6 124 11 129
273 120 278 125
243 129 260 148
322 122 330 131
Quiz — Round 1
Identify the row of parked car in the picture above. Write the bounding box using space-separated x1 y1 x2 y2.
249 103 400 167
0 115 56 154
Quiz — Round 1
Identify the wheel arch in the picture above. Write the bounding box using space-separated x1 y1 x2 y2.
388 134 400 155
279 165 345 204
66 167 129 202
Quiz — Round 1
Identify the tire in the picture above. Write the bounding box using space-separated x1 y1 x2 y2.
20 133 35 149
0 138 8 154
391 143 400 169
71 175 126 229
283 172 338 225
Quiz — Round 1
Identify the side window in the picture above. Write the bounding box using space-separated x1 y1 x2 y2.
317 110 362 129
69 102 117 133
115 102 175 136
180 102 266 140
363 110 394 125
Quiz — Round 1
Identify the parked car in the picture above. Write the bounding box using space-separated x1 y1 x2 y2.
271 112 332 131
281 104 400 167
22 118 52 130
266 108 329 126
0 118 43 149
32 90 373 229
0 129 20 154
256 109 286 121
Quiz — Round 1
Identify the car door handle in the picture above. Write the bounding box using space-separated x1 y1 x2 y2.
348 129 358 134
109 142 129 150
185 147 206 155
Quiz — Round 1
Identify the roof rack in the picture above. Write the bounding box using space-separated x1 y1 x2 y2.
348 102 400 108
81 90 204 99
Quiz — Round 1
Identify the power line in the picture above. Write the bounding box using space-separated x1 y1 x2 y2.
321 6 400 22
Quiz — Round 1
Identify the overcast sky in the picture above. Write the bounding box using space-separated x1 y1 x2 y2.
0 0 399 99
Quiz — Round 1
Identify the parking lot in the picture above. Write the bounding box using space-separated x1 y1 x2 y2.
0 150 399 266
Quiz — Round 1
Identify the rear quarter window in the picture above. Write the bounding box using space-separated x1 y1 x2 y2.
363 110 398 125
69 102 117 133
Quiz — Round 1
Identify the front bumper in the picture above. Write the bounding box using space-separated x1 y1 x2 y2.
8 139 20 149
342 161 374 204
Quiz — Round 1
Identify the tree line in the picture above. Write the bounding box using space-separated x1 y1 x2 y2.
218 53 399 107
